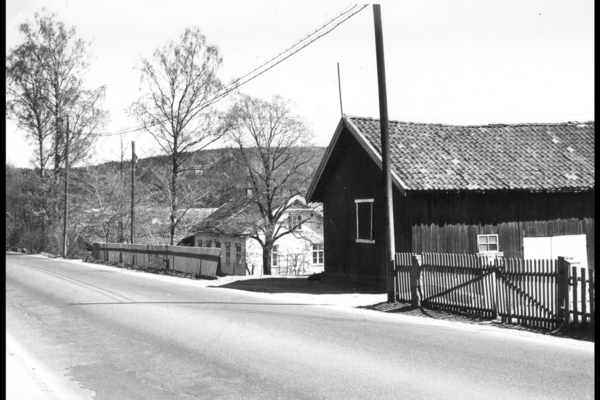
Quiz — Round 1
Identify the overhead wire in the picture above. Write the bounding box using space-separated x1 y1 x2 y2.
96 4 369 138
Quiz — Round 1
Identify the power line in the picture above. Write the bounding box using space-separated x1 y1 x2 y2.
198 5 369 109
96 4 369 138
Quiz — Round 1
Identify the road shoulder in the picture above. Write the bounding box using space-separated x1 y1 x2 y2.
6 332 96 400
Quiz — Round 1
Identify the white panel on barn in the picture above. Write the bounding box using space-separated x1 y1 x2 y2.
523 237 552 260
551 234 588 269
524 234 588 269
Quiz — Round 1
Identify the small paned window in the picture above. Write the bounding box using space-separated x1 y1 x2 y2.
225 243 231 265
316 219 322 231
355 199 374 243
312 244 324 265
287 214 303 230
197 240 202 247
215 240 221 248
235 243 242 264
205 240 212 248
272 245 279 266
478 234 499 253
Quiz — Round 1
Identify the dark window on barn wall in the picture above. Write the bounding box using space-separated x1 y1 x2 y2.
355 199 374 243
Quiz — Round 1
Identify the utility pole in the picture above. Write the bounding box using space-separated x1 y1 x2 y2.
62 115 69 258
337 62 344 117
119 137 124 242
131 141 136 244
373 4 396 302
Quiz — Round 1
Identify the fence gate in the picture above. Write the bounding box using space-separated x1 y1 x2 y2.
419 253 498 318
395 252 594 331
495 258 558 330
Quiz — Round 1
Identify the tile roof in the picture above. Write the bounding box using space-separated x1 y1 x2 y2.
188 197 257 236
187 196 321 236
347 117 594 192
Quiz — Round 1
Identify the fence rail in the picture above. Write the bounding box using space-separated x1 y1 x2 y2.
395 252 594 330
93 243 221 278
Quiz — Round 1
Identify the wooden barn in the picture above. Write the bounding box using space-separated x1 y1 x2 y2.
306 116 594 286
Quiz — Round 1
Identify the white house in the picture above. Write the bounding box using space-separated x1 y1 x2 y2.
180 194 324 276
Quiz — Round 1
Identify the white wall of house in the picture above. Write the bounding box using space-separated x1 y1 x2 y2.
192 232 247 275
191 200 325 276
245 208 325 276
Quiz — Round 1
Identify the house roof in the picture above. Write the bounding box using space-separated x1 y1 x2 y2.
188 197 256 236
186 195 320 238
307 116 594 201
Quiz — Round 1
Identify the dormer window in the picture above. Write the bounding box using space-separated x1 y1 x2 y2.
288 214 303 231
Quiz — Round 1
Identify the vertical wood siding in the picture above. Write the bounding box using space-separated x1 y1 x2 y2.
320 126 595 284
406 191 594 269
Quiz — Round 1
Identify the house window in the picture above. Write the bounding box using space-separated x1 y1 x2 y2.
225 243 231 265
355 199 374 243
272 245 279 266
315 219 322 231
215 240 221 249
205 240 212 248
288 214 303 230
197 240 202 247
235 243 242 264
478 234 499 253
312 244 324 264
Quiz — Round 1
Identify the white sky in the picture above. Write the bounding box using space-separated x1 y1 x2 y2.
5 0 595 168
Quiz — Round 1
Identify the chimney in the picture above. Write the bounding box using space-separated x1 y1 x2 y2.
245 188 253 199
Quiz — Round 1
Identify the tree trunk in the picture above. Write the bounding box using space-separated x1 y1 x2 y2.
262 243 272 275
169 154 179 246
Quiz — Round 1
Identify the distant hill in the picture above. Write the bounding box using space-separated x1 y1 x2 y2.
81 146 326 207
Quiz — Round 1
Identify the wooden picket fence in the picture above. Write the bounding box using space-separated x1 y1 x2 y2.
93 243 221 278
395 252 595 330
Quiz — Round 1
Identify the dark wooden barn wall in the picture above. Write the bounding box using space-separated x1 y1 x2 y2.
404 190 595 269
321 129 390 284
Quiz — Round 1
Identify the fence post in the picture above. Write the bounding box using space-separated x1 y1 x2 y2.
572 266 579 323
557 256 569 326
589 269 595 327
410 254 423 307
491 258 499 319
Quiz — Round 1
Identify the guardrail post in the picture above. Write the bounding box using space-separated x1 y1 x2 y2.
92 243 99 260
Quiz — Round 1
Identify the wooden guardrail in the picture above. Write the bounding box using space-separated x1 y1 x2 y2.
93 243 221 278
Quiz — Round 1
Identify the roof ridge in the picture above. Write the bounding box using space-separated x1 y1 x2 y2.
347 116 594 128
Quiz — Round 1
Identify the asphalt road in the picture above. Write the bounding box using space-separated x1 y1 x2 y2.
6 253 594 400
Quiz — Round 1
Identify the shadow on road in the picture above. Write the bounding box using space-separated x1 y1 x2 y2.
210 276 386 296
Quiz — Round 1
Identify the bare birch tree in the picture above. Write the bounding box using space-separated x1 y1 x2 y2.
226 94 319 275
6 10 108 175
129 27 230 245
6 11 108 253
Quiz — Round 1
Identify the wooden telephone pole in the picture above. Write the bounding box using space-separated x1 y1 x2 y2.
131 141 136 244
62 115 69 258
373 4 397 302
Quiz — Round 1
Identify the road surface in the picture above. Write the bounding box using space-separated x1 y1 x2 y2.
6 253 594 399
